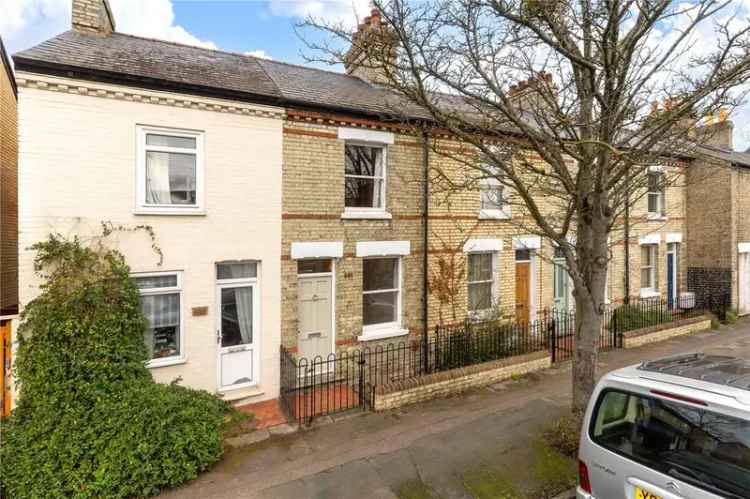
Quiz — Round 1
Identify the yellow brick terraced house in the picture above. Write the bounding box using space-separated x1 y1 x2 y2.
8 0 750 407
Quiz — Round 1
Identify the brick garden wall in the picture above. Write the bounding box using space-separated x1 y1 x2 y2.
372 350 551 411
622 316 711 348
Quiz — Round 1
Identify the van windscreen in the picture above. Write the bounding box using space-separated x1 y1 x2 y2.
590 389 750 498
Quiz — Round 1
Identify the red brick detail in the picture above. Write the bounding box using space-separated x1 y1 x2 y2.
283 126 338 140
282 213 340 220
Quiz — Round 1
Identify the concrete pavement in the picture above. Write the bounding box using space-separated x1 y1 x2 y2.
162 320 750 499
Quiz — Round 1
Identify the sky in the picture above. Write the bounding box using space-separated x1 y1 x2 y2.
1 0 748 151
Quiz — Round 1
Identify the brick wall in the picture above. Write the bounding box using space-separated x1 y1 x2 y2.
280 113 696 358
372 351 551 411
622 316 711 348
71 0 115 35
686 155 740 311
0 42 17 316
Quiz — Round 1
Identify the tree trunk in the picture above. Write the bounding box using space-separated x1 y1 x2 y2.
571 214 609 413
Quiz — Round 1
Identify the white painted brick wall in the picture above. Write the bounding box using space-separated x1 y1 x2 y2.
17 79 283 402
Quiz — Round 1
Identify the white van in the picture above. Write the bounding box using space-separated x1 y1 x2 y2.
577 353 750 499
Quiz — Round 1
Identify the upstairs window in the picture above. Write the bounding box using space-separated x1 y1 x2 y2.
136 126 204 214
345 144 386 211
479 173 509 218
647 171 665 217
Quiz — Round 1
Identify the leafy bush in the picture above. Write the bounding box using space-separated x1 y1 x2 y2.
0 235 232 498
724 308 738 325
608 304 672 333
543 412 583 458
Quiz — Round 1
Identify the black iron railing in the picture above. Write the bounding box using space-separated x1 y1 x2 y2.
279 295 723 426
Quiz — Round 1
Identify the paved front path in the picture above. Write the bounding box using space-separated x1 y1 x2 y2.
164 320 750 499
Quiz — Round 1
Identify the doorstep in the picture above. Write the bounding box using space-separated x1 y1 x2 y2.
236 399 289 429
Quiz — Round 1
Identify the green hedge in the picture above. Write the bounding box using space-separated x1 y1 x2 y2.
0 235 231 498
609 304 673 333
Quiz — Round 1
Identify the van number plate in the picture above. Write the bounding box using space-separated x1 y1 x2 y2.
635 487 662 499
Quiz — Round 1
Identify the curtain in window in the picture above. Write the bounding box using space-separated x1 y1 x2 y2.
146 152 172 204
140 293 180 358
234 287 253 345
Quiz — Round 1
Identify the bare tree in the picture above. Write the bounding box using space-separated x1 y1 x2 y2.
302 0 750 411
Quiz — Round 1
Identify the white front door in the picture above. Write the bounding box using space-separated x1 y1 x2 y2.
216 261 259 391
739 252 750 316
298 275 333 360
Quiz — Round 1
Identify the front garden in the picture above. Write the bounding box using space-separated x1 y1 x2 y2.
0 235 238 498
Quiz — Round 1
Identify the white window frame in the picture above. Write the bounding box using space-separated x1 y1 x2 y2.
360 256 407 341
467 251 498 318
479 167 511 219
646 171 666 220
133 270 185 368
640 244 659 297
342 141 391 219
135 125 205 215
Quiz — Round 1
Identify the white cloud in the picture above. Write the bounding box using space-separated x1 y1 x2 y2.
0 0 216 55
245 49 272 60
108 0 216 49
267 0 371 29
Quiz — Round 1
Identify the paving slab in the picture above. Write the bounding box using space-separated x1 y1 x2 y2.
162 321 750 499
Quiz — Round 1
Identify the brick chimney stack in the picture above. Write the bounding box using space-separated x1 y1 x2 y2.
695 109 734 150
344 9 398 85
507 72 556 111
72 0 116 36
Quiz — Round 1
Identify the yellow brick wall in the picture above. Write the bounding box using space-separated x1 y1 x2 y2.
0 50 17 316
281 116 694 356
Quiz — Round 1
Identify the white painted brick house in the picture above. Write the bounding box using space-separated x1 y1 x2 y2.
14 0 284 404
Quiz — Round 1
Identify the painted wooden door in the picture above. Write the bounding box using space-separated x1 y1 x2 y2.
1 320 11 418
298 276 333 360
739 253 750 316
515 262 531 323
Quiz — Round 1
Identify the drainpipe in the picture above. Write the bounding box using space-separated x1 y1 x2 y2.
623 164 631 305
421 130 430 372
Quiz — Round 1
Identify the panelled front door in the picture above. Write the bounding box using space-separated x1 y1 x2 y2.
515 262 531 323
298 275 334 360
666 243 678 308
739 252 750 316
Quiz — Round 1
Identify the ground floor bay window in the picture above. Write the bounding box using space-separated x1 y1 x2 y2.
135 272 183 367
362 256 405 340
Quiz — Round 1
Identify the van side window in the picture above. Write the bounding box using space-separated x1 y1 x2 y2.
590 389 750 498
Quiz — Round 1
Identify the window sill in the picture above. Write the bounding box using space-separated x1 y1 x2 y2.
358 327 409 342
147 357 186 369
646 214 667 221
479 209 511 220
134 208 206 216
639 290 661 299
341 210 392 220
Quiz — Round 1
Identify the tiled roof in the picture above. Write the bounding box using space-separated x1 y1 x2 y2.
13 30 427 119
12 30 749 166
13 31 282 102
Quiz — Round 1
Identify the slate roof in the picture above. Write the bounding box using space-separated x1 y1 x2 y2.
12 30 749 165
13 30 427 119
